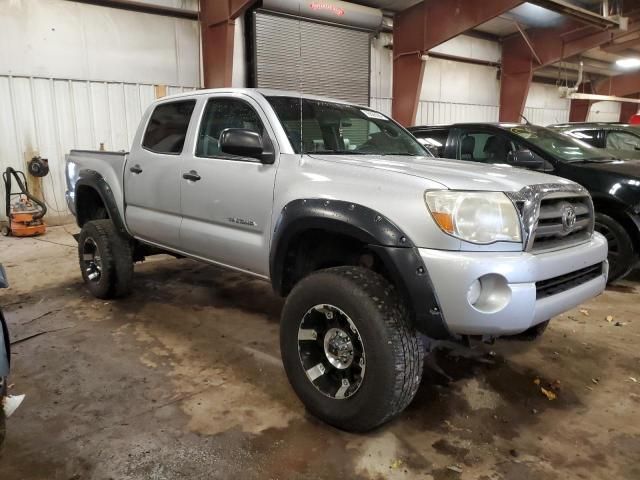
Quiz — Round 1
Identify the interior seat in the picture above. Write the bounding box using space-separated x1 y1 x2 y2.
483 135 511 162
460 136 475 161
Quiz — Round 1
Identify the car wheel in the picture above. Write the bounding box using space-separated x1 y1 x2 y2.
280 266 424 432
594 212 633 283
78 220 133 299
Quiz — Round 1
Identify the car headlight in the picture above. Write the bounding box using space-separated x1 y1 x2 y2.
425 191 522 244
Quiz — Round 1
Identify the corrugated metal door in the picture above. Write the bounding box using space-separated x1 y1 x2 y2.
254 12 370 106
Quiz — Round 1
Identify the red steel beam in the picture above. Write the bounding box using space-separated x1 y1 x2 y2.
568 81 593 122
392 0 524 126
594 71 640 97
620 95 640 122
200 0 256 88
500 20 615 121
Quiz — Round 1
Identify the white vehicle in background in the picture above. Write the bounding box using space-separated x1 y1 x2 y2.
66 89 607 431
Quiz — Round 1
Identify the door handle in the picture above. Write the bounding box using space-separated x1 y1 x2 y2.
129 165 143 174
182 170 201 182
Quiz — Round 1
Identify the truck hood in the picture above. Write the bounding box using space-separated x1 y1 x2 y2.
309 154 573 192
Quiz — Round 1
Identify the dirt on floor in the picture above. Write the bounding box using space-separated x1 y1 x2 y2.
0 226 639 480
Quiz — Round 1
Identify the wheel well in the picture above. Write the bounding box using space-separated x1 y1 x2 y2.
76 186 109 227
279 229 391 295
592 197 639 254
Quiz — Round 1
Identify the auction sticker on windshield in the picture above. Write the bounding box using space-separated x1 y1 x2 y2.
511 126 538 139
361 109 388 120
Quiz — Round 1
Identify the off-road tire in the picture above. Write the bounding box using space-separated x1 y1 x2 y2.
280 266 424 432
78 220 133 299
594 212 633 283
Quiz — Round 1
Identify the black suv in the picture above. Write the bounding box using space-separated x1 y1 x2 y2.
409 123 640 282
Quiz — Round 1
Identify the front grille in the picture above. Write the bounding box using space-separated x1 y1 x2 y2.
536 263 603 299
530 195 593 252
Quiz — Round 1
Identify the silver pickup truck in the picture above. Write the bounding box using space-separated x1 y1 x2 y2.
66 88 608 431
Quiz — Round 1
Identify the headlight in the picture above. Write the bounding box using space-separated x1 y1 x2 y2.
425 191 522 244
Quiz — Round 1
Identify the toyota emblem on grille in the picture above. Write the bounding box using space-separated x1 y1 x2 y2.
562 205 577 231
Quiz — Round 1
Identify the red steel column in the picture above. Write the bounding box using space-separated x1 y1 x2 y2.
200 0 255 88
392 53 425 126
620 95 640 122
500 20 615 122
569 82 593 122
392 0 524 126
594 72 640 97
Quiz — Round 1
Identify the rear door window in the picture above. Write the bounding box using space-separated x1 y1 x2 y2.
567 129 600 147
412 129 449 157
458 131 515 163
142 100 196 154
606 130 640 152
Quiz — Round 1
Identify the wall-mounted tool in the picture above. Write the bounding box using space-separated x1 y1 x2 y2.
1 165 48 237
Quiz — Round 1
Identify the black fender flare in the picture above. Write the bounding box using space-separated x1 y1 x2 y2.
270 199 450 339
75 170 128 235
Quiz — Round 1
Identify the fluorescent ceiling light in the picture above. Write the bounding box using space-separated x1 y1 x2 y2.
616 58 640 69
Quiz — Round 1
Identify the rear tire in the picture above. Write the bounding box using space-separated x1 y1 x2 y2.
78 220 133 299
594 212 633 283
280 266 424 432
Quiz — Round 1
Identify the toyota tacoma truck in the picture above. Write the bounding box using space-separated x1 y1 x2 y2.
66 89 608 432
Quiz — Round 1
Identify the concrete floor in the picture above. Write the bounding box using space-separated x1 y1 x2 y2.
0 226 639 480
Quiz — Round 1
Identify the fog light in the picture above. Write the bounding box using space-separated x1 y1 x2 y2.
467 274 511 314
467 279 481 304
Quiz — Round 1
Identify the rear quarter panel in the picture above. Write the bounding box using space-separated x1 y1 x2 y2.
66 150 127 224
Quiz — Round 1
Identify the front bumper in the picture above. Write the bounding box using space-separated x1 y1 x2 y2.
419 232 608 336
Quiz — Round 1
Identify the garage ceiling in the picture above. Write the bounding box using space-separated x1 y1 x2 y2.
356 0 640 84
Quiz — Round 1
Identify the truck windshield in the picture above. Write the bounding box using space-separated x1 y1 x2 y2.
509 125 613 162
266 96 429 157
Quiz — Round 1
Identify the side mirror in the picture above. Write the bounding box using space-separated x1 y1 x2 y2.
220 128 275 164
507 149 545 169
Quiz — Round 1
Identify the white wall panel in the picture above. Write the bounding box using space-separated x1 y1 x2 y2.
135 0 199 10
430 35 501 63
524 83 570 125
369 32 571 126
0 0 200 87
370 33 393 102
0 75 195 221
588 101 622 122
232 16 247 88
417 101 499 125
0 0 201 222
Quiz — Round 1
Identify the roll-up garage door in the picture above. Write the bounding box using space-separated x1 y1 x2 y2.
254 11 370 106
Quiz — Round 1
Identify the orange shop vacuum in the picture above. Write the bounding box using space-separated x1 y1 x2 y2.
1 159 49 237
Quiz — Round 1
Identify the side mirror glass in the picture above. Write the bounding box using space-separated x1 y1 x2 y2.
220 128 274 164
507 149 545 169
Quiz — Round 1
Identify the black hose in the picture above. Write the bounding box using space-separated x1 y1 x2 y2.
3 167 47 221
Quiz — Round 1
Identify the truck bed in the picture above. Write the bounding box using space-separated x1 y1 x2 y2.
65 150 129 220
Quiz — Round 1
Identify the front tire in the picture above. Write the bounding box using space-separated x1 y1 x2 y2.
280 267 424 432
594 212 633 283
78 220 133 299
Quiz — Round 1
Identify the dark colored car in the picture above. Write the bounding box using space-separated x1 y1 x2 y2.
549 122 640 160
409 123 640 282
0 264 10 446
